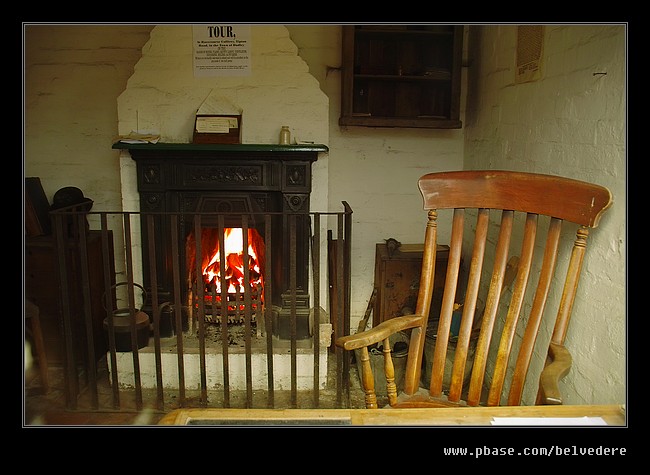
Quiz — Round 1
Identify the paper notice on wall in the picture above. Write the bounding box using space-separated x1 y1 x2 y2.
193 25 251 77
515 25 544 84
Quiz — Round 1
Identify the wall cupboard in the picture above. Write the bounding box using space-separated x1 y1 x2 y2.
340 25 464 129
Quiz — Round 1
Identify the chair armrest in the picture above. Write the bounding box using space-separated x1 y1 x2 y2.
538 342 573 405
336 315 424 351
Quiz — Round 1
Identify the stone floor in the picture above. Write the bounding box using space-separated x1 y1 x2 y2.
23 350 369 427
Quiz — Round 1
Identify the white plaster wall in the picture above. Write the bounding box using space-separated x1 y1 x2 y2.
463 25 626 405
24 25 153 282
24 25 151 206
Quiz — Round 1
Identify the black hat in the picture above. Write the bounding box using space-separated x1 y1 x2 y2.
50 187 93 212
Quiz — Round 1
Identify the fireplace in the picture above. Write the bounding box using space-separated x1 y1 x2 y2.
115 142 327 340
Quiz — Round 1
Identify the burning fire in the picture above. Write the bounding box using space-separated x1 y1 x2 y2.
186 227 265 312
202 228 263 294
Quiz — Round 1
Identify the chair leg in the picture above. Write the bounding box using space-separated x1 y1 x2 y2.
25 301 49 393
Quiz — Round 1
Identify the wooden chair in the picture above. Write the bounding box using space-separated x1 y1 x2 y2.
337 170 612 409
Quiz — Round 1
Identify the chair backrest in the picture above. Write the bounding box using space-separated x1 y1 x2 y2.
338 170 612 408
399 170 612 407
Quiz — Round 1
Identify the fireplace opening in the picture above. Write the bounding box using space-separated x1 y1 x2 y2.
186 226 265 324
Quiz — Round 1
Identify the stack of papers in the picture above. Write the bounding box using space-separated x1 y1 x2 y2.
114 132 160 144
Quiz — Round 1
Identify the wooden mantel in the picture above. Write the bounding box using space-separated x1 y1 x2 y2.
112 142 329 154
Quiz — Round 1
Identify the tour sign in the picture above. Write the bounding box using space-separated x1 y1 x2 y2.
192 24 251 77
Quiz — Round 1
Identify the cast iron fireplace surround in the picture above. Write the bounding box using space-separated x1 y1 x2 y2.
113 142 328 337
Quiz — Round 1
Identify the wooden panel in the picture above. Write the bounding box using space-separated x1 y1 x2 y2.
158 404 626 426
25 177 51 237
25 231 115 365
373 243 449 327
192 115 242 144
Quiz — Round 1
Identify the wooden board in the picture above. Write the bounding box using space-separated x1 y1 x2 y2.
373 243 450 327
25 177 51 236
158 404 626 426
192 115 242 144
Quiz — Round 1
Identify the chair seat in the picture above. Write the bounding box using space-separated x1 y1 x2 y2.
393 388 468 408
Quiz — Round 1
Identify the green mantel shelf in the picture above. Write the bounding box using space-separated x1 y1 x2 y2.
112 142 329 153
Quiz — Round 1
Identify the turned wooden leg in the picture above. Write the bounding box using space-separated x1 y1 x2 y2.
359 346 378 409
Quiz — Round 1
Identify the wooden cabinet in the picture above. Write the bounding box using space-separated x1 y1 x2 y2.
340 25 464 129
25 231 114 366
373 243 449 327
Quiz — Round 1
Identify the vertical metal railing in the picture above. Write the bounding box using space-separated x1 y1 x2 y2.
49 204 352 413
311 213 321 407
342 201 353 407
52 208 77 409
335 206 348 407
263 214 274 408
217 214 230 407
193 214 208 406
101 213 121 409
146 213 164 410
123 213 144 411
242 215 253 407
289 214 298 407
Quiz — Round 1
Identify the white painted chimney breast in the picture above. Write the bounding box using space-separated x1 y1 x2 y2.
116 24 330 291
